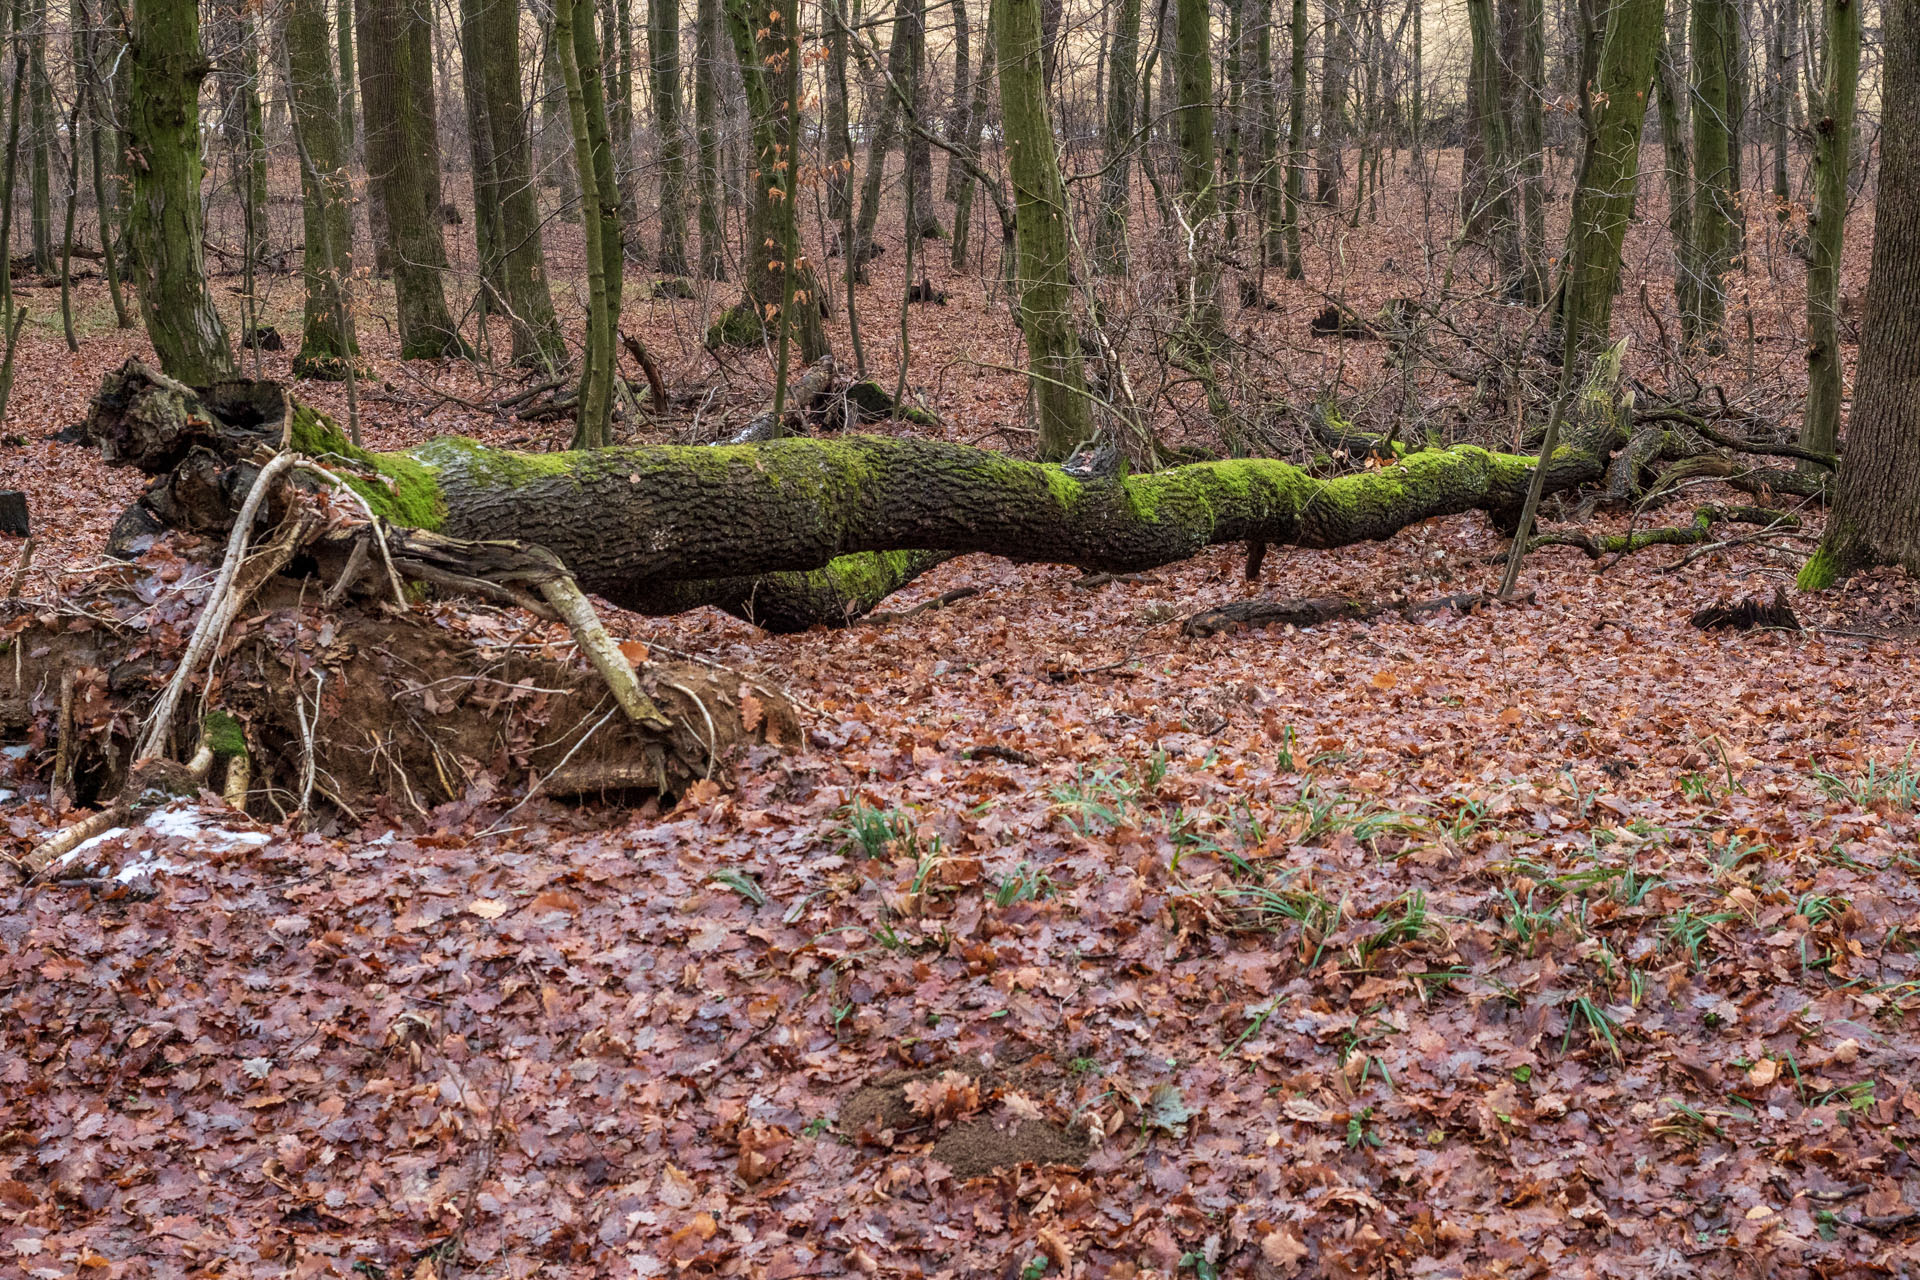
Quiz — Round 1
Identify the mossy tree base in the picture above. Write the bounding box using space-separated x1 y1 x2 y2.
85 360 1628 631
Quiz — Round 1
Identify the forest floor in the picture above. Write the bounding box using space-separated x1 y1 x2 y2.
5 159 1920 1278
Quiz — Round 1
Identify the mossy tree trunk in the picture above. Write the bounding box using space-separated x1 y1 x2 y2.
125 0 236 386
555 0 624 447
1095 0 1141 273
1283 0 1304 275
98 356 1628 631
1557 0 1662 358
1802 0 1859 462
999 0 1093 460
650 0 691 274
715 0 829 361
1798 0 1920 589
1173 0 1221 337
1684 0 1739 351
282 0 360 378
356 0 465 358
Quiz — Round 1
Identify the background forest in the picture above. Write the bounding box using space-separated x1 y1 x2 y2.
3 0 1920 1273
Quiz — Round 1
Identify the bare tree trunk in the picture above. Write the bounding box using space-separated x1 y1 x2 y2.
651 0 691 273
944 0 971 202
1096 0 1142 272
1799 0 1920 588
1174 0 1222 335
695 0 726 277
1801 0 1858 460
1283 0 1304 274
28 0 52 275
357 0 465 357
1655 0 1693 320
1685 0 1740 350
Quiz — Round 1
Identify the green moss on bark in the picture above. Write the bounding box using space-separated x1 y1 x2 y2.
289 404 448 528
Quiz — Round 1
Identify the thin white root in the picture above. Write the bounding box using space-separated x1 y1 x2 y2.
134 452 302 763
536 575 672 730
662 680 718 779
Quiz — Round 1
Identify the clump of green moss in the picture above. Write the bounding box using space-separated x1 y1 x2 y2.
706 304 767 350
200 710 248 759
288 402 448 530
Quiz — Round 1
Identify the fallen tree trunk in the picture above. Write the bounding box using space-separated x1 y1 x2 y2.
86 358 1629 630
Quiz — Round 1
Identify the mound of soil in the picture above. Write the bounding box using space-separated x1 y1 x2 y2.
839 1057 1091 1179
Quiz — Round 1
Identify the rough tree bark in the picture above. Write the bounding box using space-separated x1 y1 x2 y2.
1685 0 1739 350
1096 0 1142 273
695 0 726 277
712 0 830 360
462 0 568 367
1173 0 1222 336
282 0 360 378
651 0 691 274
999 0 1093 460
1799 0 1920 588
1557 0 1663 357
1802 0 1858 461
357 0 464 358
126 0 236 386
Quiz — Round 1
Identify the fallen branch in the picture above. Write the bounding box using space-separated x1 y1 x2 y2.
1183 590 1516 637
1525 505 1799 560
862 586 980 624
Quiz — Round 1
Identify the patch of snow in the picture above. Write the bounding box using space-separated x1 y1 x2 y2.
143 803 271 849
1 744 29 760
53 826 131 871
